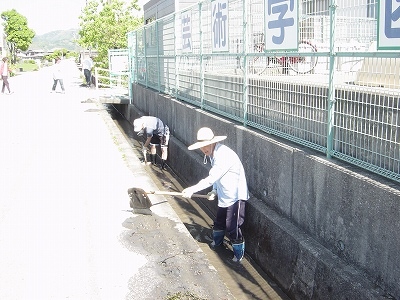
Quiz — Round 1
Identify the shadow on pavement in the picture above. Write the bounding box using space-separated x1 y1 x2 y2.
106 103 290 300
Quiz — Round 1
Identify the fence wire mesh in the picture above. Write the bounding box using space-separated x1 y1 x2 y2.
127 0 400 183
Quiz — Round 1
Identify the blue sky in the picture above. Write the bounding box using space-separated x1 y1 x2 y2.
0 0 145 35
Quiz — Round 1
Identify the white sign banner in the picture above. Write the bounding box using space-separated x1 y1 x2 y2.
264 0 298 51
378 0 400 50
181 12 192 53
110 55 129 72
212 0 229 52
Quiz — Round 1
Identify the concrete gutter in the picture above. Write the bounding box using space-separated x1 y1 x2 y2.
120 82 400 300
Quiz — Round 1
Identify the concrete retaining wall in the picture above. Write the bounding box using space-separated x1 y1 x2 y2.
117 83 400 299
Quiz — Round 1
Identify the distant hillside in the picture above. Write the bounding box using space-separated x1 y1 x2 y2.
30 29 81 52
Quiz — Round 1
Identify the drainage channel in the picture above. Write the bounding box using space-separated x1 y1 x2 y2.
105 104 290 300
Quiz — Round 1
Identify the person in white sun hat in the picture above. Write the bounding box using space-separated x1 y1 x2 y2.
182 127 249 262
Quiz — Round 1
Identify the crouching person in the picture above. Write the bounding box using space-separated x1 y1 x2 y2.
133 116 170 170
182 127 249 262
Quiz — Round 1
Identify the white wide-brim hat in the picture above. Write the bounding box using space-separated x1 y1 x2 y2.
188 127 227 150
133 117 144 132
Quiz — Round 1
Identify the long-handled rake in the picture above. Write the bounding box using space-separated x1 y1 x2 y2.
128 187 208 212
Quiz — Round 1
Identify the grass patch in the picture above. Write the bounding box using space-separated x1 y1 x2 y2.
14 60 39 72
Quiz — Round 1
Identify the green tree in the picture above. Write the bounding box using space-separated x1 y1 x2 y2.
43 49 76 62
1 9 35 63
78 0 143 69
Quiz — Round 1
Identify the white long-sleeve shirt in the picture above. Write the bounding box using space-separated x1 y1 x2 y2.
82 58 93 70
190 143 249 207
53 61 63 80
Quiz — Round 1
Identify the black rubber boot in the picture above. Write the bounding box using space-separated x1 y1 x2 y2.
150 154 156 165
161 159 167 170
210 230 225 250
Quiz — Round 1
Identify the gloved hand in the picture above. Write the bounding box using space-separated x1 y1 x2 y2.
207 189 217 201
181 187 195 199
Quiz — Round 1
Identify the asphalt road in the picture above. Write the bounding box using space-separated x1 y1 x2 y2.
0 60 233 299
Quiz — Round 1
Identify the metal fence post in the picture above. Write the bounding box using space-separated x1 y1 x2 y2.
199 2 205 109
242 0 248 126
144 27 148 88
156 21 161 92
327 0 337 159
174 12 179 101
95 67 98 92
127 33 132 102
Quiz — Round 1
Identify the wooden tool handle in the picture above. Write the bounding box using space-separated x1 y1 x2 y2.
148 191 209 199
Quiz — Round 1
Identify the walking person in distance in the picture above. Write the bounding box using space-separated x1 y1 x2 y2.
51 57 65 94
182 127 249 262
0 57 13 95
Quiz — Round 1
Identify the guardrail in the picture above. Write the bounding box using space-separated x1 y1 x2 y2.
93 67 129 102
94 67 129 90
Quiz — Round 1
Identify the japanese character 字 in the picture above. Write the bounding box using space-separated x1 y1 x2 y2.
267 0 295 45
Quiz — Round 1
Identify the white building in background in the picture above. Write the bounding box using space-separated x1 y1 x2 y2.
143 0 197 24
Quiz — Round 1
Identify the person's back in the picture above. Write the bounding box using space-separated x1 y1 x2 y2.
142 116 160 135
82 57 93 70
